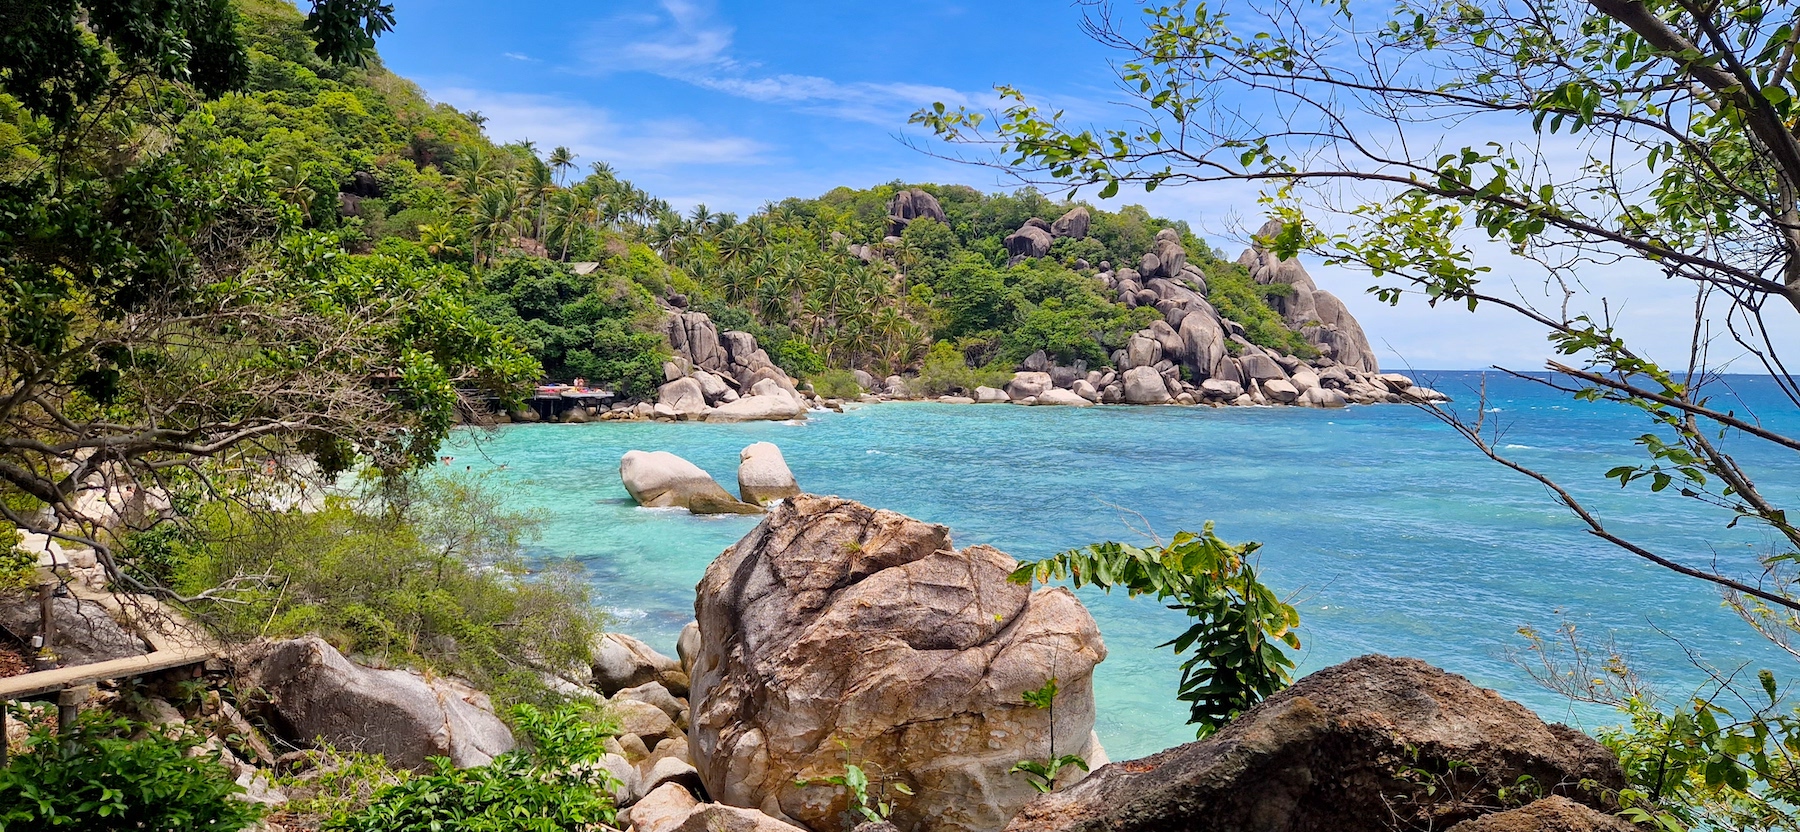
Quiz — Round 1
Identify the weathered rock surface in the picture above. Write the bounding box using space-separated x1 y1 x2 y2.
1005 224 1054 260
612 697 679 745
658 377 710 419
1263 378 1299 403
665 311 730 375
888 188 947 236
709 392 807 424
974 386 1009 403
235 637 515 770
1200 379 1243 400
1122 366 1172 404
1238 220 1379 373
615 681 685 722
675 804 811 832
1051 207 1090 239
628 782 701 832
1036 388 1094 407
690 496 1106 832
738 442 801 506
1004 655 1623 832
1446 796 1636 832
0 594 147 666
592 631 684 695
621 451 761 515
664 309 798 397
1005 371 1052 401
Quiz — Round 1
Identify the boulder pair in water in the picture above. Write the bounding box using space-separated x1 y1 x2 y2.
620 443 801 514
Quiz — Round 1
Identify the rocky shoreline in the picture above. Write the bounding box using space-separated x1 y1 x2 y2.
7 491 1629 832
508 206 1449 426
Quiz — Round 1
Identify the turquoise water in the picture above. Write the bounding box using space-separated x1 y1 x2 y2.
444 371 1800 760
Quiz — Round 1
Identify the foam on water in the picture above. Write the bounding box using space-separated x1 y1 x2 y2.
445 371 1800 760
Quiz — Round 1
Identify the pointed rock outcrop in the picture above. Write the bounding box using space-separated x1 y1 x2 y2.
1238 220 1380 373
689 496 1106 832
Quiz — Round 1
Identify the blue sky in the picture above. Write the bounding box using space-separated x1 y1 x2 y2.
375 0 1752 372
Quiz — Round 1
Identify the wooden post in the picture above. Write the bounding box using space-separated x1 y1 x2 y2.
1 704 7 767
34 582 55 671
56 685 90 754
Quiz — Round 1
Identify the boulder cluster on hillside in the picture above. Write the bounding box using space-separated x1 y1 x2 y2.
939 212 1446 409
535 205 1449 425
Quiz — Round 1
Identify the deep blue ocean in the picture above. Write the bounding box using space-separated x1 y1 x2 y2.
443 371 1800 760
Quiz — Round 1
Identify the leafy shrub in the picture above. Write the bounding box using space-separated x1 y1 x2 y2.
176 473 599 708
277 749 407 822
0 706 263 831
914 342 1010 396
808 369 864 399
1011 523 1300 737
327 704 619 832
0 530 32 592
566 319 667 399
935 255 1013 339
116 525 198 587
1203 262 1319 359
769 337 827 379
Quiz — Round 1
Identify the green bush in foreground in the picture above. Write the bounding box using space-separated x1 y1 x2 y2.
328 704 619 832
0 706 261 832
1011 523 1300 737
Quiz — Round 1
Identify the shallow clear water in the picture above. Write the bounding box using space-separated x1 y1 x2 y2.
444 371 1800 760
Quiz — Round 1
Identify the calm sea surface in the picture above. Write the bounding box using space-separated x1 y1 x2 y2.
444 371 1800 760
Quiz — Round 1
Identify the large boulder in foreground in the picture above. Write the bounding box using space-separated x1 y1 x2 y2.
235 636 514 770
690 495 1107 832
621 450 761 515
1005 655 1623 832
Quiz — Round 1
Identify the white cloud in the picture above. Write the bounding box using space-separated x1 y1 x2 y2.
426 86 771 171
501 52 536 62
589 0 735 71
692 74 976 125
581 1 979 125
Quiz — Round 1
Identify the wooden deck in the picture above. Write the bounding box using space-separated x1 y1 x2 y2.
0 646 216 700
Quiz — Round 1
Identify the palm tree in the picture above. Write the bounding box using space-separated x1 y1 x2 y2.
417 223 463 261
746 215 773 247
647 213 686 259
688 204 714 236
270 162 316 221
717 227 754 267
455 146 501 197
525 159 555 239
588 161 616 182
548 146 576 187
548 191 592 260
469 188 513 272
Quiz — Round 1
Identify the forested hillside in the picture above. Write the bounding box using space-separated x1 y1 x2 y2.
187 0 1342 403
